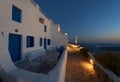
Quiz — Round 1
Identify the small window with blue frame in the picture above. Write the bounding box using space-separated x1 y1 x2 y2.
12 5 22 23
27 36 34 47
44 25 47 32
47 39 51 45
40 38 42 46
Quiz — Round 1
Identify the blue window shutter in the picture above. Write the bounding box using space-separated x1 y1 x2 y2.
40 38 42 46
44 25 47 32
27 36 30 47
12 5 22 23
47 39 51 45
30 37 34 47
27 36 34 47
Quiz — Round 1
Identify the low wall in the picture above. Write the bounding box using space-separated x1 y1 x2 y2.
0 32 17 73
7 47 67 82
88 52 120 82
48 49 67 82
94 64 113 82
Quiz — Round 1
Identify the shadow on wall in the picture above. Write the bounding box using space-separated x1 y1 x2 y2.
0 65 17 82
57 46 66 60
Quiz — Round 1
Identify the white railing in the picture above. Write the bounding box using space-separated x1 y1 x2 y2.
88 52 120 82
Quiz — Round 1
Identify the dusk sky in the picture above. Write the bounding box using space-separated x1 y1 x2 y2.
34 0 120 43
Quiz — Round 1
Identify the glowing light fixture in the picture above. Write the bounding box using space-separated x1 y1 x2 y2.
58 27 61 32
90 59 94 65
39 17 44 24
65 33 68 35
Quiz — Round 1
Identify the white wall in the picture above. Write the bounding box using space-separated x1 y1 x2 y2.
0 33 17 73
50 21 68 47
0 0 52 60
0 0 67 62
0 1 68 81
48 49 67 82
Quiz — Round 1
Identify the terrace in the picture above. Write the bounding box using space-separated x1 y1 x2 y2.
16 46 65 74
0 47 67 82
0 32 67 82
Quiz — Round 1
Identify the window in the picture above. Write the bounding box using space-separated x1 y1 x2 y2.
27 36 34 47
39 38 42 46
44 25 47 32
12 5 22 23
47 39 51 45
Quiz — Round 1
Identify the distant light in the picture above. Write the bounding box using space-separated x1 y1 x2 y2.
70 44 78 48
90 59 94 65
75 36 78 44
80 47 83 49
65 33 68 35
58 27 61 32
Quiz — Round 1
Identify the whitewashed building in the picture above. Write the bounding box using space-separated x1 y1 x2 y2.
0 0 67 63
0 0 68 82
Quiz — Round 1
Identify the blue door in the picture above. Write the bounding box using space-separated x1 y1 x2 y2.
9 34 21 63
44 38 47 49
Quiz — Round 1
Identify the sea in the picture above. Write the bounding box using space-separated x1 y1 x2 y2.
79 43 120 55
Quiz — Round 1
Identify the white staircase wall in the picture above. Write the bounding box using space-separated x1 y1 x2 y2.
0 33 17 73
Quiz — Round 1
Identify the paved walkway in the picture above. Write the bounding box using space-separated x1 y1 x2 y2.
65 45 101 82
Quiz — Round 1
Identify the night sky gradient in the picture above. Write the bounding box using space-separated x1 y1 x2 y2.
34 0 120 43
